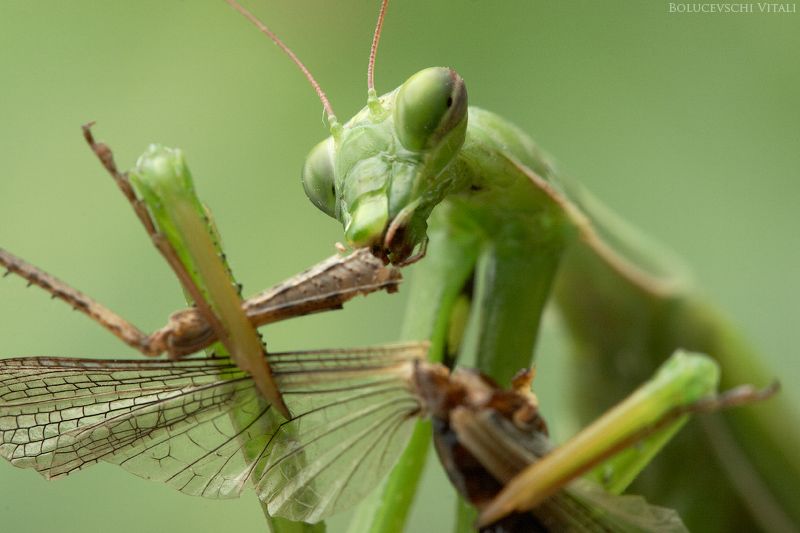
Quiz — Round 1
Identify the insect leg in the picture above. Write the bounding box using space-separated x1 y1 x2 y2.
81 123 215 314
0 247 167 356
549 175 800 529
477 351 777 526
349 202 483 531
470 236 565 387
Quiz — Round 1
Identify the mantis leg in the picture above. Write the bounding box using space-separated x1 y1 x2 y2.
554 181 800 532
399 202 485 363
498 154 798 531
128 141 288 415
0 247 168 356
0 127 258 368
1 125 237 360
351 188 568 531
477 350 776 528
348 201 484 533
470 232 564 387
123 140 318 531
82 125 235 360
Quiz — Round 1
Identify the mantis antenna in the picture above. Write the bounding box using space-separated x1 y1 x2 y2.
224 0 339 129
368 0 390 98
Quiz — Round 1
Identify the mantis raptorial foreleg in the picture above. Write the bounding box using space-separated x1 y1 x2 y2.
401 345 774 531
128 141 289 416
100 131 326 532
350 186 569 531
469 238 563 387
399 205 483 363
475 351 778 528
347 204 482 533
313 89 787 528
82 125 218 320
548 172 800 531
0 132 401 365
1 125 238 362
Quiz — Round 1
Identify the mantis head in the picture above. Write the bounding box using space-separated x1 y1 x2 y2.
303 67 468 264
229 0 467 264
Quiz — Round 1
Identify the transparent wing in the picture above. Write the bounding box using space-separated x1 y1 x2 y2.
258 350 421 522
0 356 262 498
0 343 425 520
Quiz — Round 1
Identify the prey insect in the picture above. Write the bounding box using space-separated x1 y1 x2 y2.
0 343 428 523
420 352 776 531
0 126 401 420
0 243 398 362
2 121 769 532
0 336 774 529
0 123 404 531
0 122 760 533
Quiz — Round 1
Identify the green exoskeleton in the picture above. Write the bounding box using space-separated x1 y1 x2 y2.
5 123 765 533
0 1 793 532
282 1 798 531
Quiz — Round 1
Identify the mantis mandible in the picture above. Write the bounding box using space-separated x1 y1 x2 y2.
0 1 797 532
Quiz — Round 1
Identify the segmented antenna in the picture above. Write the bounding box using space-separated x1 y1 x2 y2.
368 0 390 95
225 0 337 126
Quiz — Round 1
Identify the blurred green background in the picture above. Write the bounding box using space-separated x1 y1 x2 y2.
0 1 798 531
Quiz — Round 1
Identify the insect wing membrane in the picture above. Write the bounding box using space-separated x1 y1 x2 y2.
258 344 423 522
0 357 256 493
0 343 424 522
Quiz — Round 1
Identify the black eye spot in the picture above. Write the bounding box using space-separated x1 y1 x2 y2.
446 96 453 108
330 184 336 196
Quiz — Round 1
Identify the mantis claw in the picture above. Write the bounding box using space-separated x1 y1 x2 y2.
395 236 429 267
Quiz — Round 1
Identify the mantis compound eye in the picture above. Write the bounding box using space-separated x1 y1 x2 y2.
394 67 468 152
302 136 337 218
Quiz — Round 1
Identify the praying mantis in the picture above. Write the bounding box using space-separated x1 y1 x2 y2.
0 123 775 532
287 1 799 532
4 3 796 532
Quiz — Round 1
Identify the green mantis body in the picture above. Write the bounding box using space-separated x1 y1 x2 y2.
301 72 798 531
0 133 772 532
2 127 758 533
4 3 788 523
299 16 799 533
